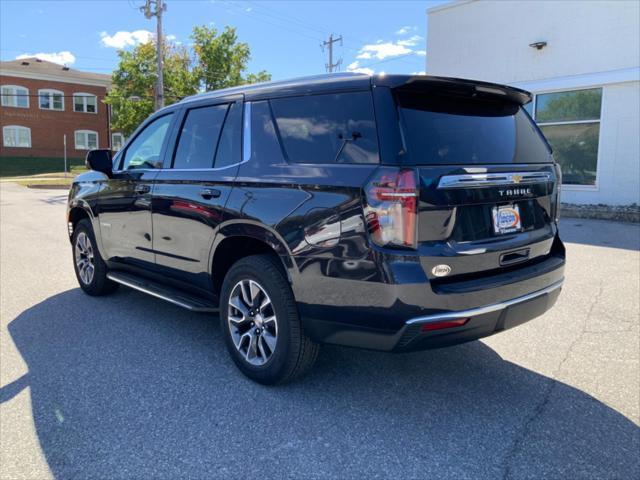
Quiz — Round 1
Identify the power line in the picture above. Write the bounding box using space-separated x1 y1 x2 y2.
218 1 324 43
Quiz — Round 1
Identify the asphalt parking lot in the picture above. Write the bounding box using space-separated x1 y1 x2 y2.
1 182 639 479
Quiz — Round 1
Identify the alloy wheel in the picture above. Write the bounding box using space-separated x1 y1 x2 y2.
74 231 95 285
227 279 278 366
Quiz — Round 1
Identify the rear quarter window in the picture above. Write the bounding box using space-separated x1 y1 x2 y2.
270 91 379 165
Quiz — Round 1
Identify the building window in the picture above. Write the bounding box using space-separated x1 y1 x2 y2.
75 130 98 150
1 85 29 108
531 88 602 186
39 89 64 111
73 93 97 113
111 133 125 151
3 126 31 148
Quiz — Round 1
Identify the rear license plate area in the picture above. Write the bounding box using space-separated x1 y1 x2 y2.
492 204 522 235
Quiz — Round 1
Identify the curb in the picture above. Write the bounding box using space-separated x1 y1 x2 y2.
26 184 70 190
561 204 640 224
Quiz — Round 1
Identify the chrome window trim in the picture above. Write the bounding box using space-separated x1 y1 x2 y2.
406 279 564 325
112 161 249 175
243 101 252 163
437 171 553 189
112 102 252 174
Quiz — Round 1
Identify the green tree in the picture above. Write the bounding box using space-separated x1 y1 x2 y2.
106 25 271 136
105 42 198 136
190 26 270 90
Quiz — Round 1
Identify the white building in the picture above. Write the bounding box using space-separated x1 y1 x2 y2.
426 0 640 206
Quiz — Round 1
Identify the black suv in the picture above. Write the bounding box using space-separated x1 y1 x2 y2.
67 73 565 384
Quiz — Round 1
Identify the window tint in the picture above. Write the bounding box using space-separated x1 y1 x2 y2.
397 91 550 165
250 100 286 165
122 113 173 170
173 105 227 169
214 102 241 168
270 92 379 164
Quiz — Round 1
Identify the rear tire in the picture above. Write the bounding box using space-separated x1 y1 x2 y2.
220 254 319 384
72 219 118 296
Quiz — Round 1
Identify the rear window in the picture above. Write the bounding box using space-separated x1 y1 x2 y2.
396 91 550 165
270 92 379 164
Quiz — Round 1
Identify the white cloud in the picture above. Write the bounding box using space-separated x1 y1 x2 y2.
415 50 426 56
16 51 75 65
356 42 412 60
397 35 423 47
100 30 153 48
396 25 416 35
346 61 374 76
166 34 177 41
245 7 252 12
412 71 426 75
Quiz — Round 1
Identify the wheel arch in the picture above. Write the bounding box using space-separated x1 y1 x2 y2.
67 203 94 241
209 221 296 297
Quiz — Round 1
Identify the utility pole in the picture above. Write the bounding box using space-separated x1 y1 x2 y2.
141 0 166 110
322 34 342 73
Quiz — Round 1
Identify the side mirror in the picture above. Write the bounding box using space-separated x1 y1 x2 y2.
85 149 113 177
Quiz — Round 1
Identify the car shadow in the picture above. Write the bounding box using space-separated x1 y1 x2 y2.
4 288 639 479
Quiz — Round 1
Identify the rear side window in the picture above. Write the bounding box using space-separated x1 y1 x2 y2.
214 102 242 169
173 104 227 169
249 100 286 165
397 91 551 165
270 92 379 164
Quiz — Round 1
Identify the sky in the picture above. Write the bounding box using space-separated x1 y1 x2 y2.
0 0 449 81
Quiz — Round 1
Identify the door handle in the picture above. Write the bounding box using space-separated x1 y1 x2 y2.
135 184 151 194
200 188 221 199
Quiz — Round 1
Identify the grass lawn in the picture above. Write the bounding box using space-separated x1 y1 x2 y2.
15 178 73 188
0 156 85 177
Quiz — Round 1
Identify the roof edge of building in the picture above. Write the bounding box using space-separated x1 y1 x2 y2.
0 68 112 88
427 0 477 15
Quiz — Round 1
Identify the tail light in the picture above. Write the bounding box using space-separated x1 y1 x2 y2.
364 167 418 249
554 163 562 223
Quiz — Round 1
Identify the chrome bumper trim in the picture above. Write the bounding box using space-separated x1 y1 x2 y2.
406 279 564 325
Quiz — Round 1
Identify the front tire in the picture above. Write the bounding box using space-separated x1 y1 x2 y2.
220 254 319 384
72 219 118 296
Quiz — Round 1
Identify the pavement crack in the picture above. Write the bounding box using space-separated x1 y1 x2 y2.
501 281 604 480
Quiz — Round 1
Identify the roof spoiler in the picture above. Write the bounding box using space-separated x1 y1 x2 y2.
373 74 532 106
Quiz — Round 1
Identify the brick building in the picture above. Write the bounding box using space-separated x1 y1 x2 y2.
0 58 120 163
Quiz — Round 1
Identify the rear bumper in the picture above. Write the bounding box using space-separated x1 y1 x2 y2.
394 279 563 351
303 278 563 352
